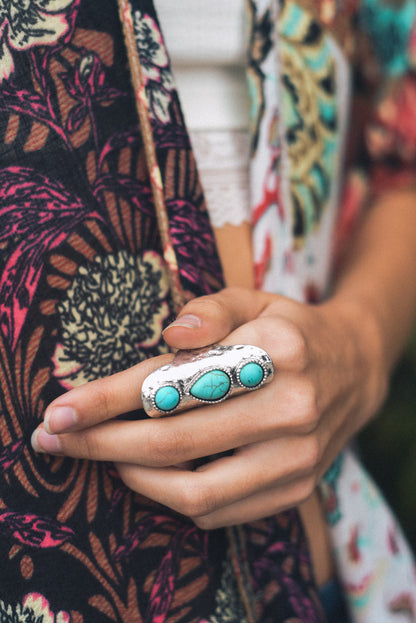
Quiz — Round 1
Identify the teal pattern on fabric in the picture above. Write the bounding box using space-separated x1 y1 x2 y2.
320 453 344 526
278 1 338 244
282 2 304 37
359 0 416 76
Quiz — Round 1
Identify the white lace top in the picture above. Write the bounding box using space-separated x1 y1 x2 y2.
156 0 251 227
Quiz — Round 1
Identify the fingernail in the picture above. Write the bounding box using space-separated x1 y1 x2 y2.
163 314 201 332
31 428 61 454
44 406 77 434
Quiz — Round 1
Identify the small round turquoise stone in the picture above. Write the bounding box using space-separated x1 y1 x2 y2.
239 362 264 388
190 369 231 401
154 386 180 411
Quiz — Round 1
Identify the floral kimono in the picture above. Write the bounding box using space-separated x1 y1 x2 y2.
0 0 415 622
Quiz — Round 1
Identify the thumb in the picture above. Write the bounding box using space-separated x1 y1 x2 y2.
163 287 274 350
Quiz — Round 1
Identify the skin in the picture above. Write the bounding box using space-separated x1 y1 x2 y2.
31 189 416 534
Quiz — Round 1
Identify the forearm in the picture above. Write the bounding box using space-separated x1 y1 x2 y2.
328 188 416 374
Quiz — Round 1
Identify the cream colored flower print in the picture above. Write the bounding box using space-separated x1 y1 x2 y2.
53 250 170 388
133 10 175 123
0 0 75 82
0 592 70 623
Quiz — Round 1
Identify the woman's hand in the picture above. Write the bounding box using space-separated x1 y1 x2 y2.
31 287 387 529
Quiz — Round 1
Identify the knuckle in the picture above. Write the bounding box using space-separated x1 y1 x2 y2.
178 482 217 517
187 294 224 319
74 431 99 459
192 515 217 530
301 383 320 431
285 322 309 371
89 380 112 420
299 436 322 474
286 378 319 433
186 287 246 326
294 476 316 505
117 467 137 492
222 286 247 302
293 379 320 433
148 426 194 466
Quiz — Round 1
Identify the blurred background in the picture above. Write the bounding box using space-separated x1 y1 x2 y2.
359 327 416 552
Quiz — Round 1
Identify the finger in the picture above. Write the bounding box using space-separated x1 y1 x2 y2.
41 294 307 436
195 413 352 530
42 352 173 434
112 433 320 515
116 460 314 528
32 372 323 463
166 306 309 380
163 287 276 350
191 477 315 529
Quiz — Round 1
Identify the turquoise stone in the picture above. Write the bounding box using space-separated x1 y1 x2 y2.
239 362 264 388
190 369 230 401
154 386 180 411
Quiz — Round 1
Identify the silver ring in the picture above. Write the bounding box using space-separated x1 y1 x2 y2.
141 344 274 417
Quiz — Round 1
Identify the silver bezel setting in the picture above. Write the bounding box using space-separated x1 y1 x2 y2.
235 357 268 390
142 344 274 417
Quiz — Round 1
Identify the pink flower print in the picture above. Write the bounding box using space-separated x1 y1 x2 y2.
0 0 76 83
60 51 124 133
0 440 24 471
133 11 175 123
0 166 101 349
0 511 74 548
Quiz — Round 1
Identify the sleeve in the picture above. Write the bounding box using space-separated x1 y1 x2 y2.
334 0 416 253
354 0 416 194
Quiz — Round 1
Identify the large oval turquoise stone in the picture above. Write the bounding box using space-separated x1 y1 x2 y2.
154 386 180 411
190 369 231 401
239 362 264 388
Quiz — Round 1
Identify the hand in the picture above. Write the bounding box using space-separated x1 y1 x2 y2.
31 287 387 529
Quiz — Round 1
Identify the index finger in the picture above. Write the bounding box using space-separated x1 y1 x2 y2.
43 352 173 434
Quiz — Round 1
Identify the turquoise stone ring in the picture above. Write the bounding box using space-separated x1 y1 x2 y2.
238 362 264 388
190 370 231 401
141 344 274 417
154 386 180 412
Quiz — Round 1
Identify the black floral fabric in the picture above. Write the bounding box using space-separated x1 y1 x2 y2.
0 1 323 621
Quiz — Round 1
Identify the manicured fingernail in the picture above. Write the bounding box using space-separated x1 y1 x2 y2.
44 406 77 434
163 314 201 332
31 428 61 454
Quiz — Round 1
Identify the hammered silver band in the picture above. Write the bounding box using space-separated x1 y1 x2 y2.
141 344 274 417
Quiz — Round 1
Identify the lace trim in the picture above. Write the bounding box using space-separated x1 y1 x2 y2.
190 129 251 228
